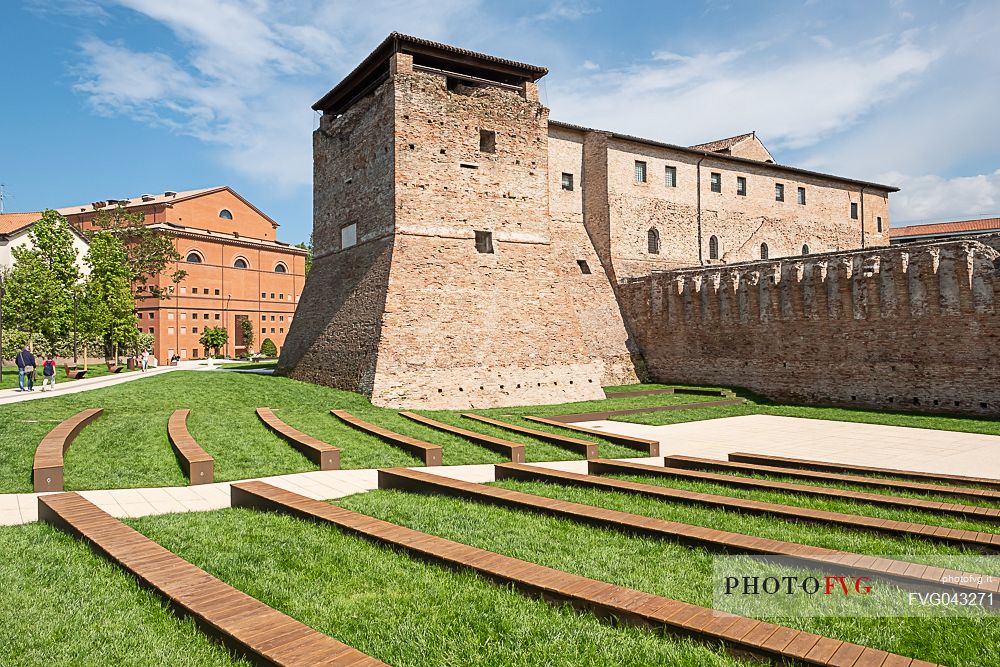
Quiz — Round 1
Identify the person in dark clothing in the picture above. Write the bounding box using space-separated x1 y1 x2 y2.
41 354 57 392
14 346 36 392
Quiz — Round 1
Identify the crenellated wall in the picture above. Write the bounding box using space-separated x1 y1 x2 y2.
619 236 1000 415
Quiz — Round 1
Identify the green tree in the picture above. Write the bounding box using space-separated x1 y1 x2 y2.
240 318 254 354
81 230 139 362
199 326 228 358
260 337 277 357
295 234 313 276
90 203 186 298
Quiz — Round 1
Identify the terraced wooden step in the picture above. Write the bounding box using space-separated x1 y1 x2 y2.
38 492 386 667
167 409 215 485
231 480 935 667
331 409 441 466
257 408 340 470
542 399 744 423
461 413 597 458
665 456 1000 505
588 458 1000 524
33 408 104 492
377 467 998 597
495 463 1000 552
400 412 524 462
728 452 1000 490
521 416 659 455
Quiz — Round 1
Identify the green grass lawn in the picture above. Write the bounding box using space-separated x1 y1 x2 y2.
0 371 722 492
0 522 242 667
218 360 277 370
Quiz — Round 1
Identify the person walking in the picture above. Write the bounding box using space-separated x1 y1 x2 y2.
141 349 150 372
14 345 36 392
41 355 57 392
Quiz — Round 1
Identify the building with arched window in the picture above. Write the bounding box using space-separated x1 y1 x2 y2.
60 186 307 362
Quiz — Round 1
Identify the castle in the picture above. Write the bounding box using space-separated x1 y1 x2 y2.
278 33 999 415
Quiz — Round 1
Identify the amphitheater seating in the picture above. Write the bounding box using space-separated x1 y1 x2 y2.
167 409 215 485
331 409 441 466
541 398 744 424
400 411 525 462
38 492 386 667
62 364 87 379
231 480 938 667
377 467 998 596
522 416 659 455
587 458 1000 524
33 408 104 492
256 408 340 470
460 413 598 458
495 463 999 551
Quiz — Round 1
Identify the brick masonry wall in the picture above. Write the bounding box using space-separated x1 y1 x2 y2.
619 237 1000 415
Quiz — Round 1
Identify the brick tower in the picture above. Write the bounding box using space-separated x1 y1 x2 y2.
278 34 608 408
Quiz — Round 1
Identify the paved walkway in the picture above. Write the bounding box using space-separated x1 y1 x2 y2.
3 414 999 527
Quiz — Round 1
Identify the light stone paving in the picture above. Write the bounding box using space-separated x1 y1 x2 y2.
2 414 998 527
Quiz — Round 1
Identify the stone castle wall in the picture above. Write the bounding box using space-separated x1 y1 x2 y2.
619 237 1000 415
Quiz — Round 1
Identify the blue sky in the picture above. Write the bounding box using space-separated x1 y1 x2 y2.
2 0 998 245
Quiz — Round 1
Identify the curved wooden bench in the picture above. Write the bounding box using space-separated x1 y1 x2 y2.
62 364 87 380
167 409 214 485
400 412 525 462
541 398 744 424
523 416 658 456
33 408 104 492
256 408 339 470
39 492 385 667
233 480 933 667
106 362 124 373
461 413 597 458
495 463 1000 552
331 410 441 466
588 458 1000 524
729 451 1000 489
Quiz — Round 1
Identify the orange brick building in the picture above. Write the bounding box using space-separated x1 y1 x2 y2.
61 187 307 362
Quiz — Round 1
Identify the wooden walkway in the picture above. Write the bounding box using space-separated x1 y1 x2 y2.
231 480 935 667
33 408 104 492
521 416 659 456
257 408 340 470
38 492 386 666
331 410 441 466
729 452 1000 490
665 456 1000 505
495 463 1000 552
588 458 1000 524
377 467 998 596
167 410 215 485
400 412 525 463
542 399 744 423
460 414 597 458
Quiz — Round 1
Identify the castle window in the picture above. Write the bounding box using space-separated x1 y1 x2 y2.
233 257 249 269
797 187 806 205
341 223 357 249
479 129 496 153
709 235 719 260
665 165 677 187
851 202 858 219
634 161 647 183
274 263 287 273
876 216 883 233
577 259 592 274
219 209 233 220
475 230 494 254
647 228 660 255
802 244 810 255
737 176 747 196
561 173 574 191
185 251 203 263
710 172 721 193
760 242 769 260
775 183 784 202
214 289 220 295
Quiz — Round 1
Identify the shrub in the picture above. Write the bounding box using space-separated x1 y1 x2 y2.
260 338 277 357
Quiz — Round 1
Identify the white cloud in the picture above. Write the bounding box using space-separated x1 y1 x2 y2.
883 170 1000 225
582 59 600 71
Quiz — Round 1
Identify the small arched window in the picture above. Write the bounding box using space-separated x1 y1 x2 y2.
709 235 719 260
219 209 233 220
233 257 249 269
647 228 660 255
760 243 769 260
274 263 287 273
802 244 810 256
185 251 203 263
